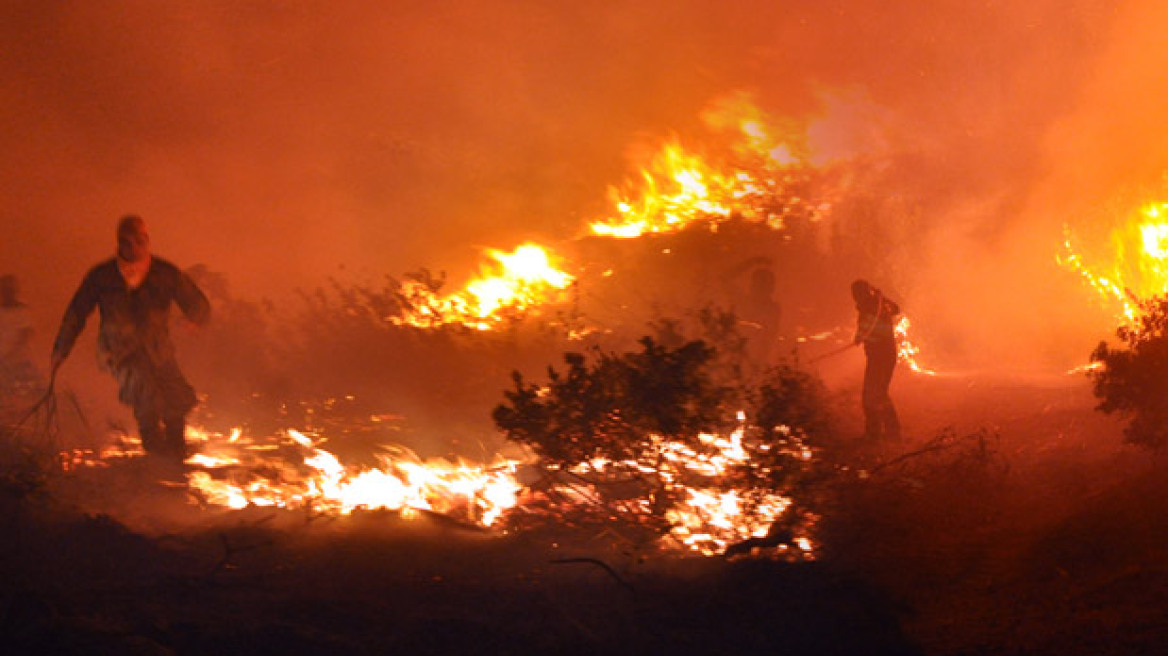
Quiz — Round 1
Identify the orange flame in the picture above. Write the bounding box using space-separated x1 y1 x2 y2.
183 427 523 527
590 93 817 239
391 94 824 332
661 429 791 551
895 316 937 376
66 95 837 556
392 243 574 330
1060 202 1168 325
589 140 738 238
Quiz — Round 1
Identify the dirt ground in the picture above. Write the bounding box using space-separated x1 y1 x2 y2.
823 370 1168 655
1 369 1165 655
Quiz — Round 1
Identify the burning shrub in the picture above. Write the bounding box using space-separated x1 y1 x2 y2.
736 362 830 490
1089 296 1168 449
493 336 826 555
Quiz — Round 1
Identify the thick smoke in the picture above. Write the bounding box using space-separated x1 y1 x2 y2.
0 0 1149 382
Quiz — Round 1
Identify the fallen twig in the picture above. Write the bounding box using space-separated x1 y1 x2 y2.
550 557 636 595
868 432 959 475
208 531 275 577
867 427 1005 477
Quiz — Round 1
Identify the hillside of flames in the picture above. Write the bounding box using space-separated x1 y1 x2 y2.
55 95 957 558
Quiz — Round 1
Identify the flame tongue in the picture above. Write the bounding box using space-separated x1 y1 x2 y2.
560 423 815 557
467 245 573 317
387 94 827 335
895 316 937 376
590 141 737 239
393 242 574 330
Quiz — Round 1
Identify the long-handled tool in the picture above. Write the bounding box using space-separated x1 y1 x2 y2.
806 342 857 365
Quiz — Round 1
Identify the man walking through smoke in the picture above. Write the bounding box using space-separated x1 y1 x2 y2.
851 279 900 441
51 215 210 467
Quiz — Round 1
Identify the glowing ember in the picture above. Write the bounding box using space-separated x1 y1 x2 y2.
1061 202 1168 325
392 243 575 330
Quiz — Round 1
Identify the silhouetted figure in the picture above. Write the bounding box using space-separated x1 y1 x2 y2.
0 274 38 394
851 279 900 440
52 215 210 467
724 255 782 367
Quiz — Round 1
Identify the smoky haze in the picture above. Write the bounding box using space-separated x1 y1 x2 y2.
0 0 1153 376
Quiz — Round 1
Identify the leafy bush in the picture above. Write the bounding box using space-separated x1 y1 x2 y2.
1089 296 1168 449
493 337 730 466
493 335 831 553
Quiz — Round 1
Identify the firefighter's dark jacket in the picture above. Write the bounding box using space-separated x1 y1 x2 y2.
52 257 210 369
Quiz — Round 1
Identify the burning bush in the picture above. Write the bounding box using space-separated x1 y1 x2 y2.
493 336 825 555
1089 296 1168 450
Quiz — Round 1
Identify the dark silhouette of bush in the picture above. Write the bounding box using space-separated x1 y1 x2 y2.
493 335 829 550
1090 296 1168 450
493 337 730 466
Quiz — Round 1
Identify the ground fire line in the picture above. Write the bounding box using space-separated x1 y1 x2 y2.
58 414 816 558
